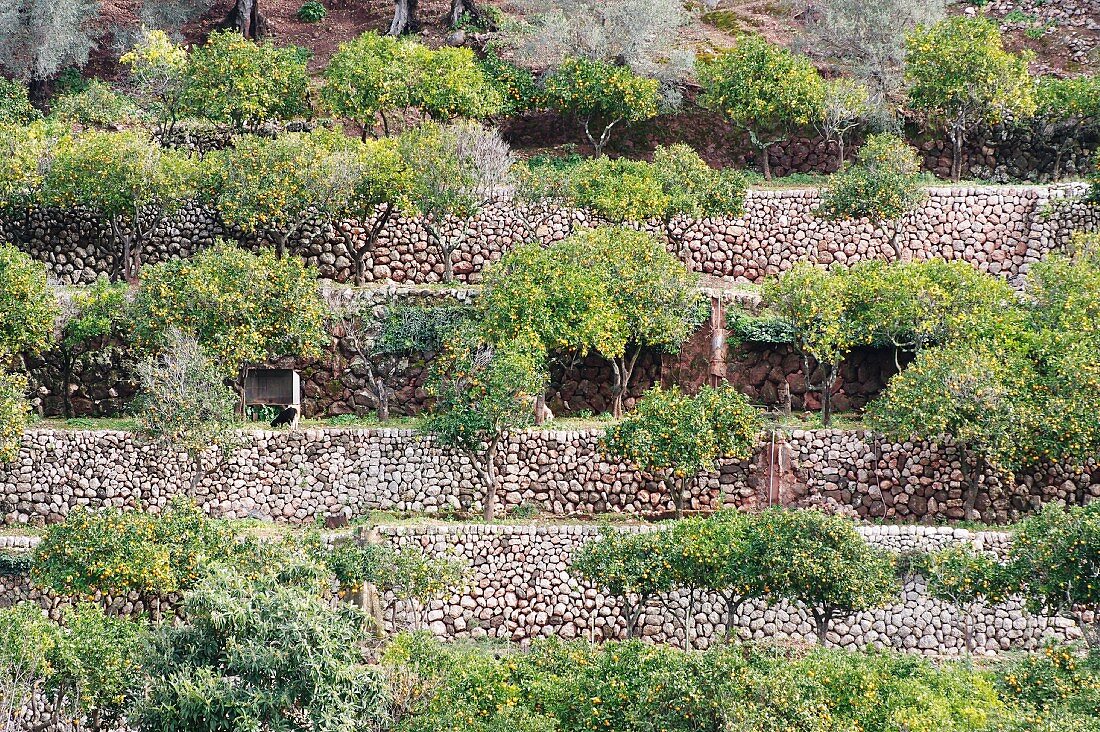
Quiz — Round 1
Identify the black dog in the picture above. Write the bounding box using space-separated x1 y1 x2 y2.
270 406 299 428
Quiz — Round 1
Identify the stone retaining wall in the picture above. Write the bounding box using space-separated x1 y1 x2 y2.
3 428 1096 527
379 523 1076 655
4 185 1096 286
0 523 1077 655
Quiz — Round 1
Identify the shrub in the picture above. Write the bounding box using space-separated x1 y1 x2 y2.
0 78 39 124
131 241 328 379
920 545 1015 655
602 384 761 517
480 49 544 116
49 80 139 127
119 29 190 136
296 0 326 22
0 243 58 358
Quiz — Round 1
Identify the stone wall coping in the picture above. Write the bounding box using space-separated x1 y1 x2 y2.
0 522 1013 552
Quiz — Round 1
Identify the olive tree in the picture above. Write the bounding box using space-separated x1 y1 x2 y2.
757 508 898 645
602 384 761 518
131 566 386 732
699 35 825 180
905 16 1036 182
398 121 514 283
134 329 240 493
421 329 546 521
795 0 944 104
0 0 99 107
42 130 200 281
819 133 927 257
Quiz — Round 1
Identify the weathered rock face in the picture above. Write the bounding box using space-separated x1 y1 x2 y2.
2 428 1096 527
4 186 1096 286
0 524 1079 657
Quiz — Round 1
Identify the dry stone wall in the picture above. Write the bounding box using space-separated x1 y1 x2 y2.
0 524 1078 655
3 428 1096 527
4 185 1096 286
381 523 1078 655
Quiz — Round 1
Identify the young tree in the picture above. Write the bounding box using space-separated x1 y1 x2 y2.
322 33 501 139
0 0 100 107
0 602 60 731
796 0 944 104
815 78 870 169
757 508 898 645
1010 502 1100 651
699 35 825 180
569 227 703 417
398 121 514 283
1032 75 1100 182
43 130 200 281
570 529 675 639
421 329 546 521
905 16 1036 182
762 263 858 426
134 329 241 493
212 130 358 259
56 279 130 418
130 241 328 381
602 384 761 518
131 566 386 732
0 121 56 217
0 373 28 464
868 343 1034 522
183 30 311 130
921 545 1013 657
543 57 661 156
119 29 190 137
819 133 927 258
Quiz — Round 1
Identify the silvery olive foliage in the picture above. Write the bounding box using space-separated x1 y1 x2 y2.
0 0 100 89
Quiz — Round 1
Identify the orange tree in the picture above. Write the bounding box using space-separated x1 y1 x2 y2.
920 545 1014 656
819 133 927 258
1010 502 1100 651
421 327 546 521
543 56 660 156
42 129 200 281
601 384 761 518
30 497 239 618
698 35 824 180
905 16 1035 182
756 508 897 645
570 529 676 639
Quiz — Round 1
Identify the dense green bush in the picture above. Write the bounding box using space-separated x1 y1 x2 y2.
0 78 39 125
130 241 328 378
49 80 139 127
297 0 327 22
0 372 28 463
0 242 58 358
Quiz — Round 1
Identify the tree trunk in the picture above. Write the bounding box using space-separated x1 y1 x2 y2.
227 0 266 39
610 349 641 418
722 593 743 640
28 78 51 112
62 352 75 418
821 364 837 427
450 0 493 28
377 385 390 422
759 144 772 181
534 393 547 426
388 0 419 35
951 131 964 183
275 232 288 260
476 440 499 521
665 475 685 519
812 609 832 645
682 589 695 649
835 137 846 172
355 203 393 286
964 451 984 522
